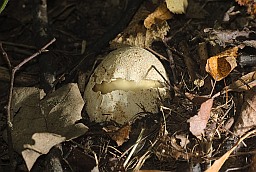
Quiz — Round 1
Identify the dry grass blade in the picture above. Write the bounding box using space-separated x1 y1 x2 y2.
206 129 256 172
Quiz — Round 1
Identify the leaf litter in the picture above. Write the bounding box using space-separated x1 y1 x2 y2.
3 83 88 170
1 0 256 171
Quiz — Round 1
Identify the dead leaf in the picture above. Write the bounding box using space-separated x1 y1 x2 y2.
233 86 256 136
205 47 238 81
110 124 131 146
110 3 170 48
4 83 88 170
235 0 256 16
206 129 256 172
165 0 188 14
204 28 256 48
224 71 256 92
185 93 211 105
144 3 173 29
187 98 214 139
175 134 190 148
66 147 96 172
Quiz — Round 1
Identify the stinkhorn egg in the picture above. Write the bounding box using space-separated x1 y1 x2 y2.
84 46 170 124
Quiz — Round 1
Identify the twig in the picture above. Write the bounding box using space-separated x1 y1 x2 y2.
166 48 178 84
0 38 56 172
1 43 12 69
0 41 37 50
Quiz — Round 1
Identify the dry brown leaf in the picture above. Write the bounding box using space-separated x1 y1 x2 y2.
111 124 131 146
4 84 88 170
233 86 256 136
205 47 238 81
235 0 256 16
165 0 188 14
110 3 170 48
206 129 256 172
224 71 256 92
185 92 210 105
144 3 173 29
187 98 213 139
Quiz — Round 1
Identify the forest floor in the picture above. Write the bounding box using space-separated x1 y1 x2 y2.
0 0 256 171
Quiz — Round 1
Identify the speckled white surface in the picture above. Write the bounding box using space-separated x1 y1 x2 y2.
84 46 170 124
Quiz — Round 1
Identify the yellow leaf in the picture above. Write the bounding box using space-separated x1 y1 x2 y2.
165 0 188 14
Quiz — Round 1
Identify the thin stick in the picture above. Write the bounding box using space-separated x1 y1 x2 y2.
0 38 56 172
1 43 12 69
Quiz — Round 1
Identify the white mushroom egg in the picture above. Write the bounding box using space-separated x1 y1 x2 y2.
84 46 170 124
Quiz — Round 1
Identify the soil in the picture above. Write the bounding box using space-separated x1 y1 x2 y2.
0 0 256 171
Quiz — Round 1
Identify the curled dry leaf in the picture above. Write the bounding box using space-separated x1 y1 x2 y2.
165 0 188 14
233 86 256 136
4 84 88 170
110 3 170 48
187 98 213 139
144 2 173 29
224 71 256 92
205 47 238 81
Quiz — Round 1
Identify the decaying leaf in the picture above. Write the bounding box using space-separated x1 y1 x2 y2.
223 6 240 22
165 0 188 14
224 71 256 92
111 124 131 146
66 147 96 171
233 86 256 136
4 83 88 170
205 47 238 81
204 28 256 48
175 134 190 148
155 134 191 160
235 0 256 16
110 3 170 48
185 93 210 105
206 129 256 172
144 2 172 29
187 98 213 139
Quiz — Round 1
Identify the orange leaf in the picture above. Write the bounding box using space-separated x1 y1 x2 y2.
205 47 238 81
